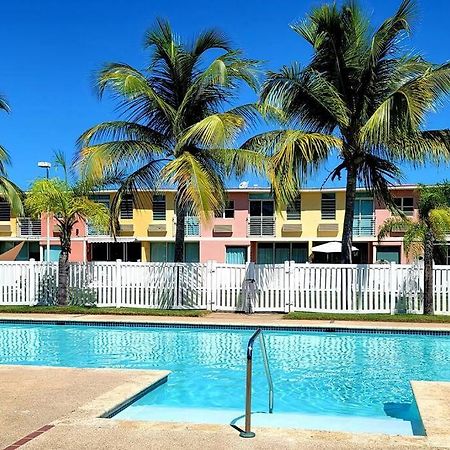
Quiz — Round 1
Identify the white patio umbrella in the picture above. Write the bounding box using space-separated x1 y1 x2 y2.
311 241 358 253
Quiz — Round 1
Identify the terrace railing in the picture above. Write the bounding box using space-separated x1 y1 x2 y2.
247 216 275 237
17 218 41 237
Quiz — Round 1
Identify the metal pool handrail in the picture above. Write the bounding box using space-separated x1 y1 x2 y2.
239 328 274 438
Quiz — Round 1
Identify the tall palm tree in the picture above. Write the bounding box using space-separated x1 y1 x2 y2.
0 95 23 215
378 184 450 315
25 176 109 306
246 0 450 263
76 20 265 262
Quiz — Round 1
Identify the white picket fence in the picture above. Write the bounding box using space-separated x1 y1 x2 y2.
0 260 449 314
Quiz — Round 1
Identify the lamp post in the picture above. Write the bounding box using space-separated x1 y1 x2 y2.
37 161 51 262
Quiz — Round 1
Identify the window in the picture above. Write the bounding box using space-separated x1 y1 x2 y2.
0 201 11 221
394 197 414 216
90 242 141 262
250 200 274 217
215 201 235 218
376 246 400 263
321 193 336 220
256 243 308 264
153 194 166 221
120 195 133 219
225 246 247 264
150 242 199 262
287 197 301 220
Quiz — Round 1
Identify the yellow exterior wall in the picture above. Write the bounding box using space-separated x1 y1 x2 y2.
275 191 346 240
112 191 176 239
0 217 18 238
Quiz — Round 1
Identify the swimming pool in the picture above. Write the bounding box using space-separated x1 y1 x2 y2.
0 321 449 435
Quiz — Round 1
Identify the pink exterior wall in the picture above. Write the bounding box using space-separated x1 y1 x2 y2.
40 214 87 262
201 192 249 238
199 192 250 263
374 187 419 264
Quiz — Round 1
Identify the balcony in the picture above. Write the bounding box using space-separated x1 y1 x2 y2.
18 218 41 237
247 216 275 237
353 215 375 237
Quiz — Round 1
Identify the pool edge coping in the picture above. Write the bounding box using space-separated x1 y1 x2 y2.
1 314 450 335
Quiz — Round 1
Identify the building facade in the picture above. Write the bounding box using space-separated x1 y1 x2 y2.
0 185 429 264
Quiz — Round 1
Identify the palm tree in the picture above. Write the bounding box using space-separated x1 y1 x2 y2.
0 95 23 216
247 0 450 263
25 177 109 305
378 184 450 315
76 20 265 262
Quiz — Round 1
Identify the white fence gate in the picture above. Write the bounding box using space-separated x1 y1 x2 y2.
0 260 449 314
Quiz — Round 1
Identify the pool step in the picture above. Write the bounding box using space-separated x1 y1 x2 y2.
114 406 416 436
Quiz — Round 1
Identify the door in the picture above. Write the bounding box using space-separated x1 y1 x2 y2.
249 200 274 236
354 198 374 236
226 246 247 264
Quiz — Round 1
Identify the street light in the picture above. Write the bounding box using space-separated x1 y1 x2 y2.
37 161 51 262
38 161 51 179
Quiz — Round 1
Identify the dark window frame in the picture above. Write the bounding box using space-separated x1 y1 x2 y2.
321 193 336 220
120 194 133 219
287 196 301 220
152 194 166 221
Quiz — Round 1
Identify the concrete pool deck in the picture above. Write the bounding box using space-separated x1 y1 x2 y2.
1 311 450 332
1 366 448 450
1 314 449 449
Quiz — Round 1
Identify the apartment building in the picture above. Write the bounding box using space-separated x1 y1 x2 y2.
0 185 430 264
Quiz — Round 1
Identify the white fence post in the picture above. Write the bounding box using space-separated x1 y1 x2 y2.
206 260 217 311
283 261 293 313
115 259 122 308
28 258 36 306
390 262 396 315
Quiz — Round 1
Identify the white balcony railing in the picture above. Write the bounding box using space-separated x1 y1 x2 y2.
247 216 275 237
353 215 375 237
173 216 200 237
18 218 41 237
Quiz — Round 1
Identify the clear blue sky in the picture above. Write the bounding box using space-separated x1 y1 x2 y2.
0 0 449 189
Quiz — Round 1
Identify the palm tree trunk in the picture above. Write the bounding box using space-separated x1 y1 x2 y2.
423 227 434 315
174 193 185 263
341 164 357 264
57 225 71 306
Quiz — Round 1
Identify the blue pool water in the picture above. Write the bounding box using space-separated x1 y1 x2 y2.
0 322 449 435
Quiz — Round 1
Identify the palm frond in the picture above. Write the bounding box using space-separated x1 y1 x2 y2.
179 113 246 149
387 129 450 163
377 215 415 241
77 140 166 182
0 177 23 216
77 121 169 149
261 64 349 131
0 95 10 113
97 63 176 122
190 28 231 56
209 148 269 178
161 151 226 220
361 63 450 145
